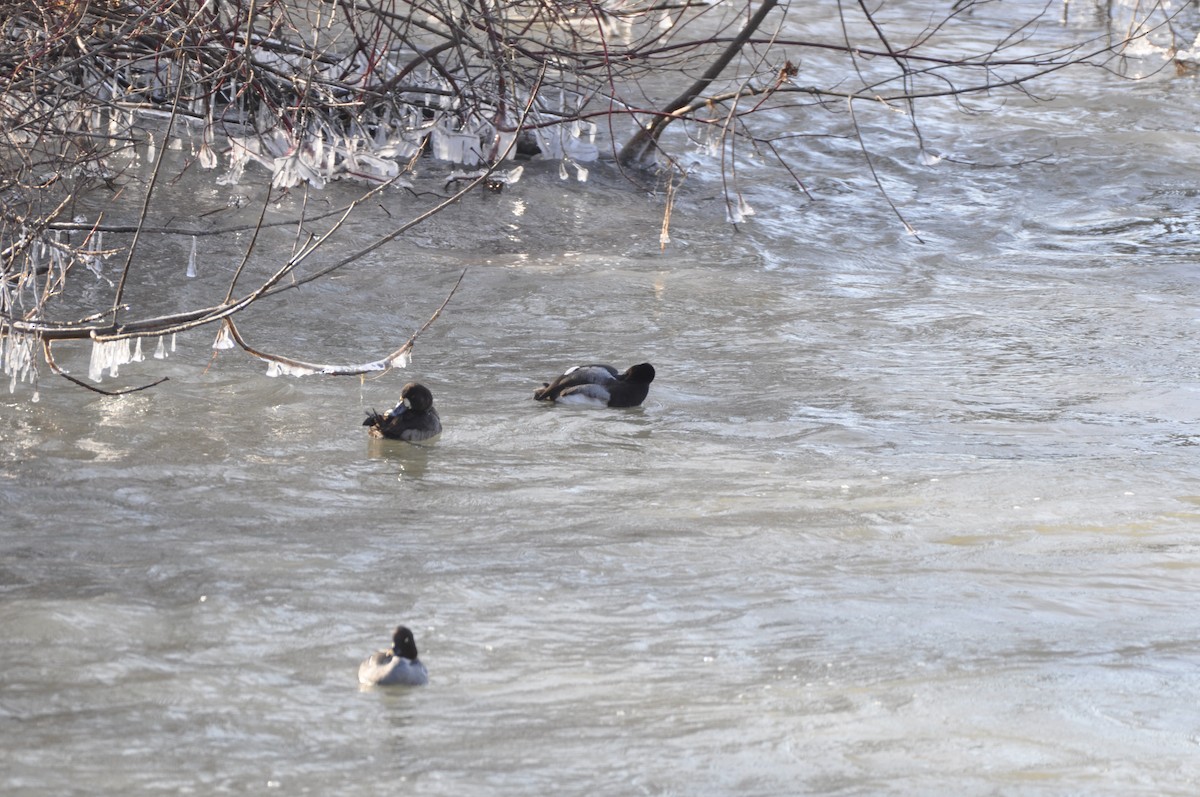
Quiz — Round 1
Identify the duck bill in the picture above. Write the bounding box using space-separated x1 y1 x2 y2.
385 401 410 421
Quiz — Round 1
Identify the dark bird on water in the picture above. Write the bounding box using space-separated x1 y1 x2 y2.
358 625 429 686
533 363 655 408
363 382 442 441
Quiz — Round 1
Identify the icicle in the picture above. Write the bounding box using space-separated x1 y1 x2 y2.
88 339 115 382
387 350 410 369
4 334 32 386
88 340 104 382
265 360 282 378
117 339 133 375
563 121 599 163
170 333 176 352
154 337 167 359
91 338 133 378
85 230 104 278
496 129 517 161
431 122 483 165
132 337 144 362
28 239 42 278
186 236 197 278
198 130 218 169
212 326 235 350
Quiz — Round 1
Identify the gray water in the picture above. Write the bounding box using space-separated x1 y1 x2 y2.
3 5 1200 796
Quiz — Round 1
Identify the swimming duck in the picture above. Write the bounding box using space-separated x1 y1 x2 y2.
358 625 429 686
534 362 655 408
363 382 442 441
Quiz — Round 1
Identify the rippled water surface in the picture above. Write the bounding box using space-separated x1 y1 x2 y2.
4 5 1200 796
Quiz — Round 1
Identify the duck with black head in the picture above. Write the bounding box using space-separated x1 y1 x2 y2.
358 625 429 686
363 382 442 441
534 362 655 408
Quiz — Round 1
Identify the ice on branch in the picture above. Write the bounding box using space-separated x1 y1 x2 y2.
197 124 219 170
220 106 510 188
265 360 318 378
726 195 755 225
2 332 36 394
88 338 133 382
250 345 411 378
212 326 235 350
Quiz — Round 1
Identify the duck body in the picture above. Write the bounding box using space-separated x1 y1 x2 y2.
534 363 655 408
364 382 442 441
359 625 429 686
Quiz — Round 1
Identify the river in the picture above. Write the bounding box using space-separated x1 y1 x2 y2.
2 1 1199 795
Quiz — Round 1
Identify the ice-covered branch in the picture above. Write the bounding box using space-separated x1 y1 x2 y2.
217 268 465 378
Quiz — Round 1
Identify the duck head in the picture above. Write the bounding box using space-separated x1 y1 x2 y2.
391 625 420 660
622 363 655 384
387 382 435 419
